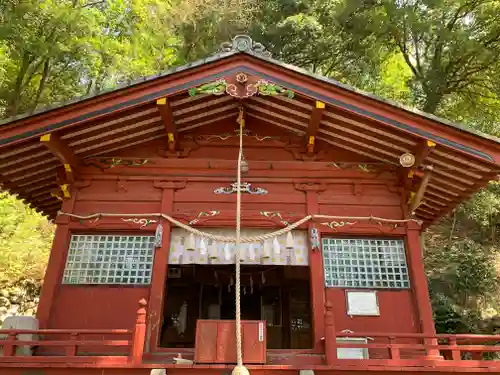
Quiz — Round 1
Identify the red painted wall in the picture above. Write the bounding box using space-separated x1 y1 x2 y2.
325 288 418 333
50 286 149 329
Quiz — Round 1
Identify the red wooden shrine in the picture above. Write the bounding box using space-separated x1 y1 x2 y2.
1 35 500 375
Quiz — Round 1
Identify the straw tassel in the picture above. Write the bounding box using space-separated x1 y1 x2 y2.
240 244 246 263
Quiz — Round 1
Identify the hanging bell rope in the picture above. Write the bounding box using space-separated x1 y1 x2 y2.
232 111 247 375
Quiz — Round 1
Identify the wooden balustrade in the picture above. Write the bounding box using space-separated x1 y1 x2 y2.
0 296 499 368
0 299 147 365
322 299 500 366
323 299 337 364
330 331 500 363
129 298 147 364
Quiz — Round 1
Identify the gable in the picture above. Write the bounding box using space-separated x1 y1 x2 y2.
0 45 499 226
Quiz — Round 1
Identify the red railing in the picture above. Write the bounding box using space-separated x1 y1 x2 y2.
0 298 147 364
1 297 499 368
328 332 500 361
324 301 500 367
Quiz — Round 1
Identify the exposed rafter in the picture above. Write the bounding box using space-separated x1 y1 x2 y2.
307 101 325 154
156 97 178 152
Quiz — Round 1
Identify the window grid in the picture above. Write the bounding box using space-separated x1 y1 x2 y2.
322 238 410 289
62 234 154 285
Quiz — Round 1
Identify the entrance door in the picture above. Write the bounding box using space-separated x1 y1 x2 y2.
159 264 312 349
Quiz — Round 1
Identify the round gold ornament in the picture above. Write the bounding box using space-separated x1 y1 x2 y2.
399 153 416 168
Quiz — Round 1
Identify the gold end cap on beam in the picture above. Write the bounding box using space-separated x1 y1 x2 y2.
156 98 167 105
316 101 325 109
40 134 51 142
427 140 436 148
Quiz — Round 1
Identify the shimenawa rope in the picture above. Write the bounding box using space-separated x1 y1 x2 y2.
57 211 421 242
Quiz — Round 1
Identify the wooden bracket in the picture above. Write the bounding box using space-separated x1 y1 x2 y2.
404 139 436 191
50 183 71 201
409 166 433 214
40 133 80 182
157 97 178 152
306 101 325 154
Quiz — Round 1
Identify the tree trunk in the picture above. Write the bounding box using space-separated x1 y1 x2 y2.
422 90 443 114
30 59 51 114
85 79 94 96
5 54 32 117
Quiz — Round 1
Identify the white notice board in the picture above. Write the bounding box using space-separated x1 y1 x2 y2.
346 290 380 316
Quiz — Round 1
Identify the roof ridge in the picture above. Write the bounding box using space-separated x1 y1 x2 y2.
1 34 499 146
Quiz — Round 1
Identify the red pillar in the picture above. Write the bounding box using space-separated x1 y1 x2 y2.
147 181 185 352
295 183 326 353
36 195 75 328
406 222 441 358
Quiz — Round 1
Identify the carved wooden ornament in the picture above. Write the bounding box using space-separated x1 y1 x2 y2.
188 72 294 99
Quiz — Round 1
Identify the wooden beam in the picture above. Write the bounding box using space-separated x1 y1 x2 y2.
156 97 178 152
40 133 80 182
404 139 436 195
410 166 433 214
414 139 436 168
307 101 325 154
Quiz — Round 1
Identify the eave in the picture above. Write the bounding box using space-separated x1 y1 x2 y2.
0 52 499 225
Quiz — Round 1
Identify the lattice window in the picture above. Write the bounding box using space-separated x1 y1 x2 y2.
322 238 410 289
62 234 155 285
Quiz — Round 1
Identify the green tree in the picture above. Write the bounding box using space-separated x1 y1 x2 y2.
0 0 180 117
339 0 500 114
0 192 54 283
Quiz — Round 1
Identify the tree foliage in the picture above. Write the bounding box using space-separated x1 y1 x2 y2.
0 192 54 284
0 0 500 333
0 0 180 117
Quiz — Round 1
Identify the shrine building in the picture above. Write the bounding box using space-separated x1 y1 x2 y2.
0 35 500 375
